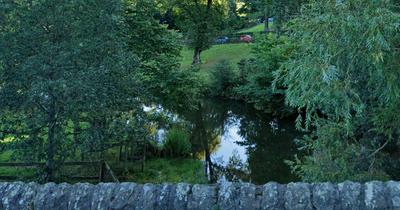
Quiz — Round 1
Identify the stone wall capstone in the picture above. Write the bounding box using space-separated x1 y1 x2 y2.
0 181 400 210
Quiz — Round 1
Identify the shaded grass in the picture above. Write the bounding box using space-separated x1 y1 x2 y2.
127 158 207 184
180 43 253 81
0 150 12 162
0 145 208 184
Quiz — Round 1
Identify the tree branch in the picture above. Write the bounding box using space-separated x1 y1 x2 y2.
368 138 391 158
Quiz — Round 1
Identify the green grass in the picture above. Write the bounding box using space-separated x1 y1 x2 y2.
0 144 208 184
180 43 253 79
127 158 208 184
239 22 275 33
0 150 12 162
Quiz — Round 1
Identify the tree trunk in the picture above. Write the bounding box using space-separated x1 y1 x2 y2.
46 101 56 182
142 140 146 172
130 143 134 159
123 143 128 176
264 9 269 31
118 144 123 162
81 150 85 161
72 121 79 157
192 48 202 64
38 138 43 162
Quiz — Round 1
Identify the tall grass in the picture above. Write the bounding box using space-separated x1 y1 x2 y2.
127 158 207 184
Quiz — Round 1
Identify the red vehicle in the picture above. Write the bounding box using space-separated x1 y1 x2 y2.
240 34 254 43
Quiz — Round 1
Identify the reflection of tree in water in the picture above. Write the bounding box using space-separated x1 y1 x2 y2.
171 98 302 184
217 149 250 182
232 106 302 184
175 99 228 182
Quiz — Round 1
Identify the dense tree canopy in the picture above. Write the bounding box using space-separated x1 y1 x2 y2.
276 0 400 182
124 0 203 107
234 33 296 117
173 0 225 64
0 0 202 182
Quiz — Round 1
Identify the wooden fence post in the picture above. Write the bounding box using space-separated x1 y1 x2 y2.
142 141 146 172
99 160 105 183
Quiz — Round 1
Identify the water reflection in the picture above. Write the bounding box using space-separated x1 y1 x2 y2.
171 98 302 184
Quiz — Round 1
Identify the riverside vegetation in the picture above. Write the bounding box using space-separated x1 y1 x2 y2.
1 0 400 185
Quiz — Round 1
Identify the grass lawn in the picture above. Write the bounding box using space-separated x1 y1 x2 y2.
239 22 275 33
180 43 253 80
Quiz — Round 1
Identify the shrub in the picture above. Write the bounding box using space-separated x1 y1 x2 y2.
163 128 191 157
209 58 238 98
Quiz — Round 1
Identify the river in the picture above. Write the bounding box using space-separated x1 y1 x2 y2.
159 97 303 184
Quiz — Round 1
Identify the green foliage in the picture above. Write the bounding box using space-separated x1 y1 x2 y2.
0 0 139 182
173 0 226 63
209 59 238 98
269 0 307 33
163 128 192 157
128 158 207 184
235 33 295 116
0 0 202 182
124 0 203 108
221 0 247 31
276 0 400 182
180 43 253 70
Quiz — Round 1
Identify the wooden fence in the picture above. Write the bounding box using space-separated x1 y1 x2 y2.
0 160 119 183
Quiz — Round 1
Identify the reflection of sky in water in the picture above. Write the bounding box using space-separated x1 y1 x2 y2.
212 119 247 164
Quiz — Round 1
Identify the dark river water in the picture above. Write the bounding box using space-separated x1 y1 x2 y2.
159 98 303 184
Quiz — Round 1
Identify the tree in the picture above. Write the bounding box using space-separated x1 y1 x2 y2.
238 0 270 29
124 0 204 107
235 33 296 117
0 0 140 182
0 0 203 182
276 0 400 182
238 0 305 31
222 0 247 31
173 0 225 64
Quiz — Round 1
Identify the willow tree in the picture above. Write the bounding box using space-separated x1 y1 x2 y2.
275 0 400 182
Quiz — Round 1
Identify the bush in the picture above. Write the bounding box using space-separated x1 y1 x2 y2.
163 128 191 157
234 33 296 117
209 58 238 98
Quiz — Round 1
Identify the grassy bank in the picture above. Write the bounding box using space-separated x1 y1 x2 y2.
0 146 207 184
127 158 207 184
180 43 253 79
239 22 274 33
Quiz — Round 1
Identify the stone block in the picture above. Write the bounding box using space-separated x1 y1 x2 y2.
386 181 400 209
217 182 237 210
237 182 258 210
90 182 117 210
260 182 284 210
284 182 312 210
338 181 362 210
109 182 137 210
364 181 389 210
188 184 217 210
312 182 340 210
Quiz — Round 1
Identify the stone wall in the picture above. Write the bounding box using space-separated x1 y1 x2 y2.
1 181 400 210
